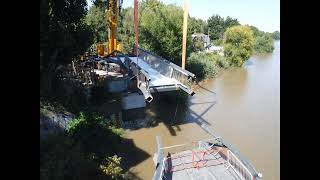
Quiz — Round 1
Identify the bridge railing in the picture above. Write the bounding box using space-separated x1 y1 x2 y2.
137 48 196 87
227 150 253 180
200 124 262 180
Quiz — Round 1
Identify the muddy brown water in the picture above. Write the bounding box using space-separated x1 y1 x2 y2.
124 41 280 180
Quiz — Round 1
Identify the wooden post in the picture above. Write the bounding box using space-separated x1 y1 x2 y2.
181 0 188 69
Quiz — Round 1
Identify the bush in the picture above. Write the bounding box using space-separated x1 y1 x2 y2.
40 111 126 180
250 26 275 54
213 38 223 46
100 155 123 179
67 112 124 161
186 52 226 80
254 34 274 54
224 25 255 67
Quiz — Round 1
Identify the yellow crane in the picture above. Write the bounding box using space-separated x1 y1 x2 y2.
96 0 188 70
97 0 123 57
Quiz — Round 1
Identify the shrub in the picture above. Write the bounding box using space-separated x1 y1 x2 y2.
100 155 123 179
254 34 274 54
67 112 124 161
186 52 226 80
223 25 255 67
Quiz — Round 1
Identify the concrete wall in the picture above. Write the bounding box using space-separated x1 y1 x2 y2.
40 108 75 138
121 92 146 110
106 77 129 93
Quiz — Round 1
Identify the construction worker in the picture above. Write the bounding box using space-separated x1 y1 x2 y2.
163 152 173 178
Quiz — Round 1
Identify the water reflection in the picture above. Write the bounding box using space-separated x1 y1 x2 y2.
214 67 248 101
145 92 189 136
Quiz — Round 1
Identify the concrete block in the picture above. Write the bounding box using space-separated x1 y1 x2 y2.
121 92 146 110
107 78 129 93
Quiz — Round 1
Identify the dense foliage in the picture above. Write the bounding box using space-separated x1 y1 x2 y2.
186 52 228 80
207 14 239 41
40 112 125 180
85 3 107 44
250 25 275 54
254 33 274 54
138 0 193 65
40 0 94 95
189 17 207 34
224 25 255 67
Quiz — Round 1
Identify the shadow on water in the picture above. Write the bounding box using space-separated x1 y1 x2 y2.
196 83 217 95
120 138 151 173
145 91 217 136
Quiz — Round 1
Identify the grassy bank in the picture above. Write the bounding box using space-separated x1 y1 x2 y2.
40 112 127 180
186 52 229 81
40 77 129 179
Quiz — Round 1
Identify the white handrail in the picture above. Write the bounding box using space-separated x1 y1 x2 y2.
227 150 253 180
159 158 166 180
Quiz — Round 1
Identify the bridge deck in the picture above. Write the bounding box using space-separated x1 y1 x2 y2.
120 57 179 87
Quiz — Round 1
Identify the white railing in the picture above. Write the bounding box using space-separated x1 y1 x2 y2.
227 150 253 180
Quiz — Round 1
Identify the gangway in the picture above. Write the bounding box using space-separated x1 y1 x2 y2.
115 48 196 102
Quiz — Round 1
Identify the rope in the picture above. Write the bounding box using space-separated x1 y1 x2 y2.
172 92 180 123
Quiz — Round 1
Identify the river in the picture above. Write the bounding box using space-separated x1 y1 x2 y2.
125 41 280 180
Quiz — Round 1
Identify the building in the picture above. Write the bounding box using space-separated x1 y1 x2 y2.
191 33 211 49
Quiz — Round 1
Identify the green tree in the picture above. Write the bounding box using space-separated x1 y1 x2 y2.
224 16 240 29
85 3 107 43
272 30 280 40
207 14 225 40
254 33 274 53
189 17 207 34
224 25 255 67
40 0 94 95
118 7 136 53
249 25 261 37
207 15 239 41
138 0 193 65
249 25 275 54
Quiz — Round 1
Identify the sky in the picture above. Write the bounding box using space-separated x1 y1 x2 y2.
87 0 280 33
